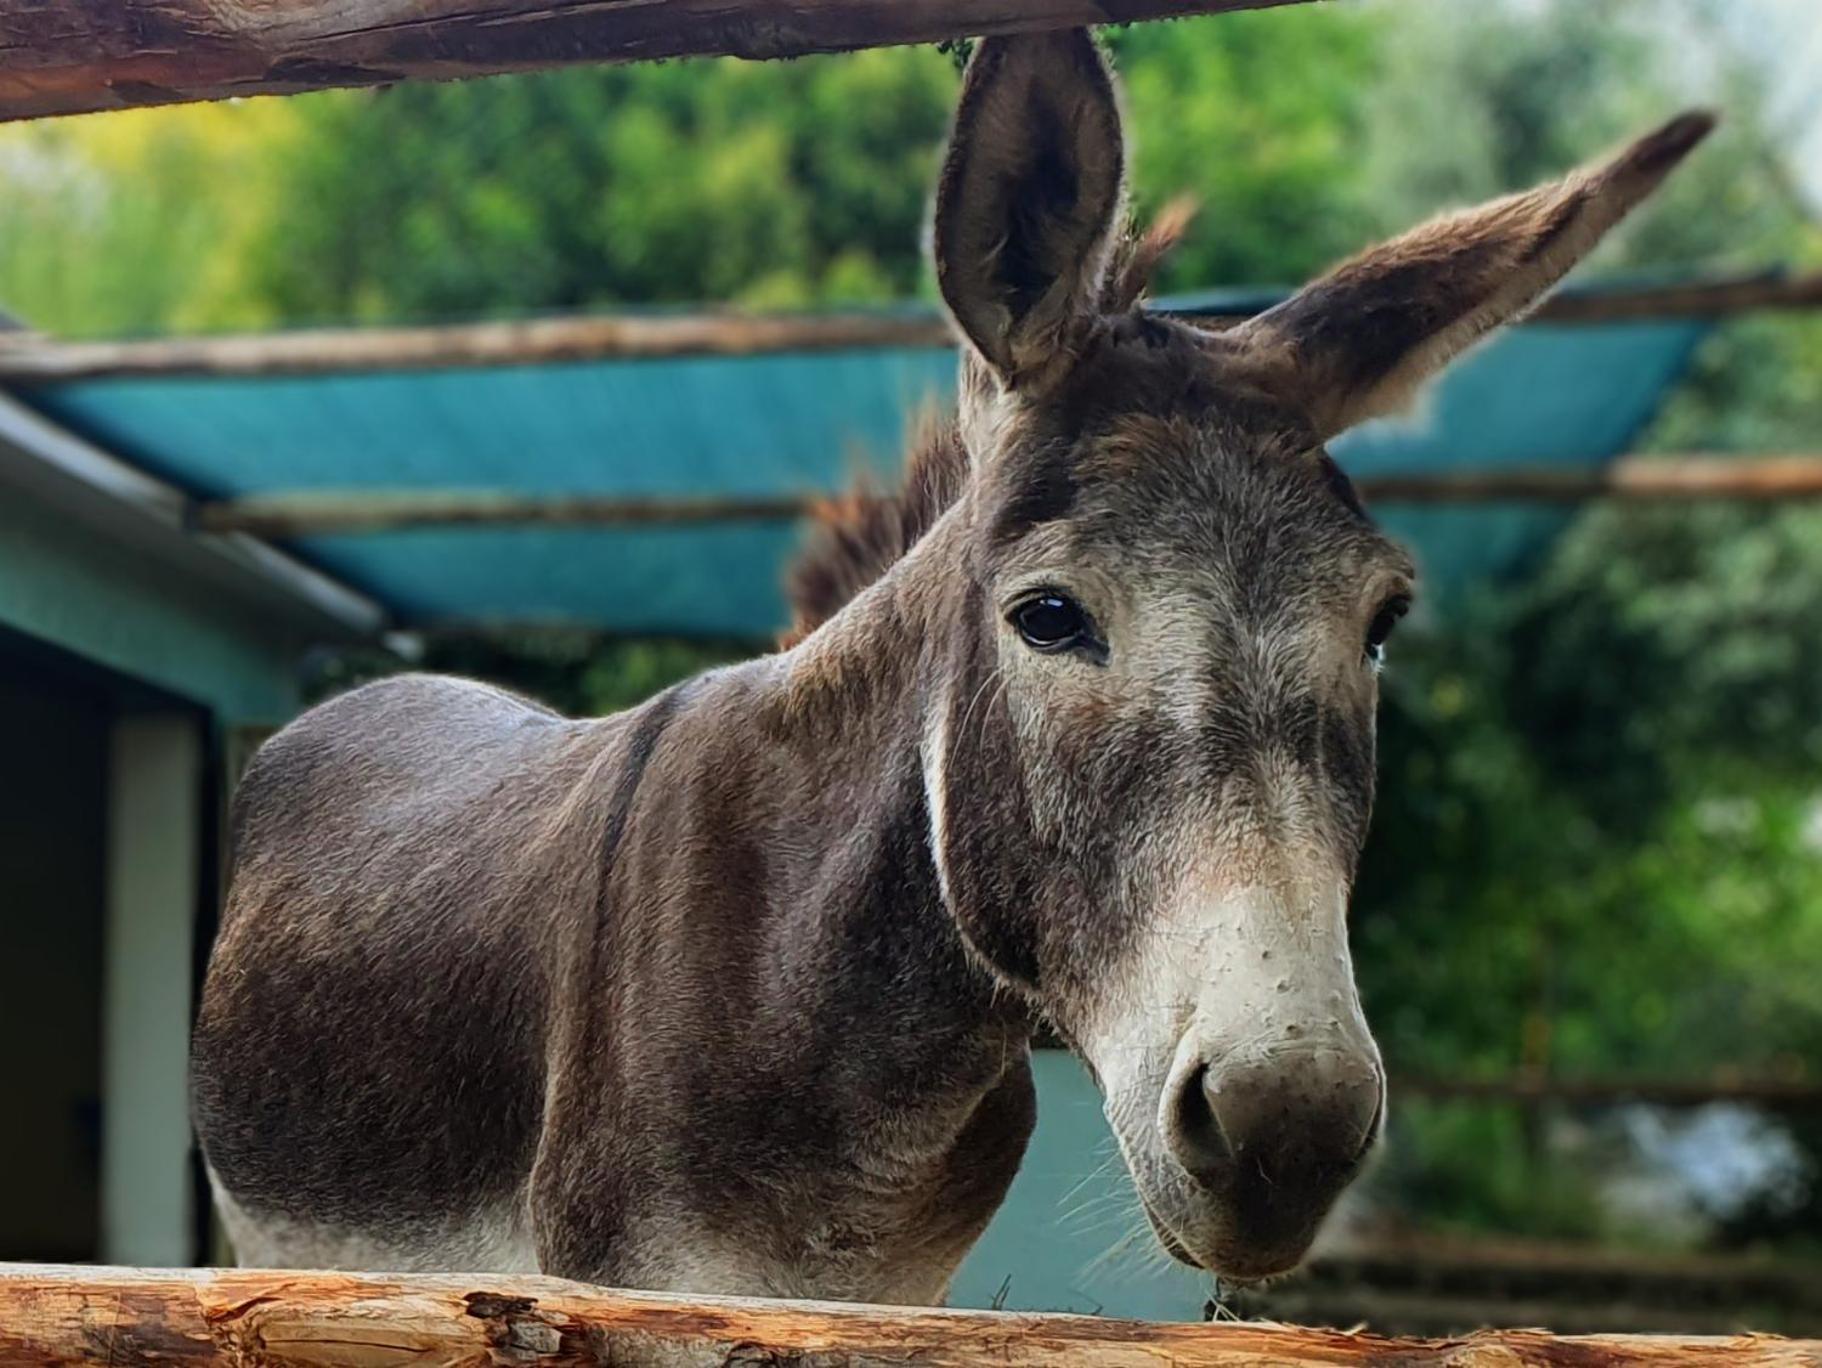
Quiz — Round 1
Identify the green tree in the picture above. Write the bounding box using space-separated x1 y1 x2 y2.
0 11 1399 331
1335 0 1822 1250
1109 7 1380 290
240 50 958 322
0 100 295 335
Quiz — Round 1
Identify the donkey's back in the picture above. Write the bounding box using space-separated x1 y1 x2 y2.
192 673 626 1271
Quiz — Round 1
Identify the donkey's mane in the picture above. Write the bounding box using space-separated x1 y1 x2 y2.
781 200 1196 649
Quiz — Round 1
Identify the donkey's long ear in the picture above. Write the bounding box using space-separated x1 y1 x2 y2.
1235 111 1715 440
934 30 1124 389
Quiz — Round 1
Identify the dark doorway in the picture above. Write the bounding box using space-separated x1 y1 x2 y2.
0 655 110 1259
0 625 213 1264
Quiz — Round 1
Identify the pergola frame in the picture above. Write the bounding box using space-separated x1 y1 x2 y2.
5 270 1818 538
0 2 1819 1358
181 455 1822 538
0 273 1816 382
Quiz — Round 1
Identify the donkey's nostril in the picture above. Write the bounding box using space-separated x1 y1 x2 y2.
1167 1048 1383 1188
1168 1064 1233 1177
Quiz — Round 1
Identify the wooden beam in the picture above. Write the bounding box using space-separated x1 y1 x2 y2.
191 491 817 537
1526 272 1822 323
0 273 1818 383
187 456 1822 538
0 0 1317 124
1356 455 1822 505
2 1263 1816 1366
1397 1074 1822 1111
0 312 962 383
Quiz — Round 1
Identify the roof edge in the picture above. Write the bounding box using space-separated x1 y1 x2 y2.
0 391 386 639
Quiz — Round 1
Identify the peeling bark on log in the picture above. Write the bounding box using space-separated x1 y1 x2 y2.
0 0 1318 123
0 274 1815 381
1 1263 1818 1366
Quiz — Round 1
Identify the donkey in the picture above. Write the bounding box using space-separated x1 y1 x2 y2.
192 29 1709 1307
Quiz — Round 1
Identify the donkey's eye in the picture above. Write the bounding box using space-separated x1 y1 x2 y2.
1012 593 1091 653
1365 595 1411 660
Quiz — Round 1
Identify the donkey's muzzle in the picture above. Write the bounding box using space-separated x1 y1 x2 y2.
1162 1040 1383 1276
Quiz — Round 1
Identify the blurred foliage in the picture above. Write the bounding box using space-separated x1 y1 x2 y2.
1351 0 1822 1249
0 99 299 334
0 9 1385 331
1106 10 1381 290
241 48 961 320
1361 611 1822 1083
2 0 1809 329
0 0 1818 1254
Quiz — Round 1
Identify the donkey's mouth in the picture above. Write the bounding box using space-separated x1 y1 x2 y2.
1134 1188 1246 1275
1134 1181 1321 1282
1138 1198 1200 1269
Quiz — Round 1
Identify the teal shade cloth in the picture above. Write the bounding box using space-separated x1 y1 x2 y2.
15 291 1707 636
950 1049 1214 1319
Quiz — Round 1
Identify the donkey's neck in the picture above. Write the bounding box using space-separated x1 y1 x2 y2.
568 506 1034 1300
755 500 1029 1064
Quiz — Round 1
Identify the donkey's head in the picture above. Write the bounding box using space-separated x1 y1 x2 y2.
920 30 1709 1279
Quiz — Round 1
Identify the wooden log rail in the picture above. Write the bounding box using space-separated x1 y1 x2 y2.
0 0 1317 124
183 456 1822 538
0 274 1817 381
3 1264 1818 1366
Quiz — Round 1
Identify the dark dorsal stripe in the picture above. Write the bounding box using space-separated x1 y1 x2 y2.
600 677 694 869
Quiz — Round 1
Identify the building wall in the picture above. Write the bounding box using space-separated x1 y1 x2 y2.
0 471 322 1262
0 488 306 727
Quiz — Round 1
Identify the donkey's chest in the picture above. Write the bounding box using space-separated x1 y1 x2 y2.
747 1058 1038 1303
548 1053 1037 1305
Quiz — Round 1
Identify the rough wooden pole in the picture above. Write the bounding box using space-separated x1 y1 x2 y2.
185 456 1822 538
189 491 818 536
2 1264 1817 1367
0 274 1815 382
0 0 1319 124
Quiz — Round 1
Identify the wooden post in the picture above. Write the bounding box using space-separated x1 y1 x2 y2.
1 1263 1817 1366
0 0 1319 124
100 717 206 1267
